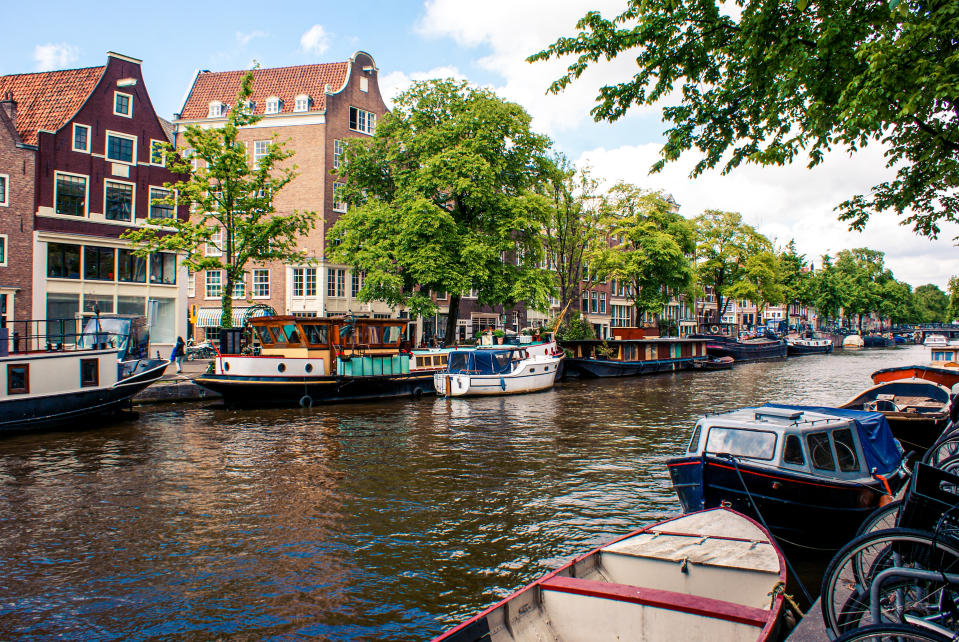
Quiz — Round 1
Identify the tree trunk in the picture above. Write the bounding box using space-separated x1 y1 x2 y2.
444 294 461 346
221 273 233 329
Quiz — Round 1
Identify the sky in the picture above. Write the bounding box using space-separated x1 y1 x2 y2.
4 0 956 289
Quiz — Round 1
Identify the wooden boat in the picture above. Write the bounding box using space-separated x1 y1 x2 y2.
840 377 954 452
862 334 894 348
561 329 707 378
668 405 906 551
0 316 168 434
842 335 865 349
694 356 735 371
786 337 833 356
433 344 562 397
433 508 787 642
195 315 437 406
690 324 786 362
870 341 959 388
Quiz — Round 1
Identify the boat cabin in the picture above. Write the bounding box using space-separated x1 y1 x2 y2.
410 348 450 372
562 336 707 362
930 342 959 367
684 406 902 480
444 347 529 375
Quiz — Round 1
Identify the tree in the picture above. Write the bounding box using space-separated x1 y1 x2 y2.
530 1 959 238
949 277 959 322
596 184 695 330
727 251 784 325
834 249 886 331
694 210 771 323
328 79 554 343
123 70 317 328
880 279 913 326
914 284 950 323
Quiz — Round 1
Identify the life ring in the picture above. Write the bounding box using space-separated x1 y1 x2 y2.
709 325 720 334
299 395 313 408
411 387 423 400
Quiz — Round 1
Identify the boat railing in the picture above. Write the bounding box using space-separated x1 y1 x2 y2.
0 318 123 356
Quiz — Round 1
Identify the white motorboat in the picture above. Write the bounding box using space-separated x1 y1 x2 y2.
434 344 563 397
924 333 948 348
433 508 787 642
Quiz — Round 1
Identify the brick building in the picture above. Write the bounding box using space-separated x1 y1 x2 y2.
0 52 190 352
174 51 395 340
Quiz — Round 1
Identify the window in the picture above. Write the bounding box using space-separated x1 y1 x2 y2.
783 435 805 465
833 429 861 473
252 269 269 297
84 246 115 281
348 106 376 134
114 91 132 117
292 268 317 297
333 139 344 170
104 181 134 221
705 427 777 460
581 291 589 312
590 291 598 313
232 273 245 298
599 292 607 314
0 235 6 266
687 425 702 453
253 140 270 164
72 124 90 152
327 268 345 297
208 102 224 118
332 182 347 212
612 305 631 327
106 133 136 164
0 174 6 207
351 270 363 297
187 271 195 298
7 364 28 394
807 432 836 471
206 228 222 257
294 94 310 112
205 271 222 298
149 252 177 285
117 249 146 283
265 96 281 114
47 242 82 279
150 140 165 166
302 324 328 344
55 173 87 216
149 187 175 219
80 358 99 387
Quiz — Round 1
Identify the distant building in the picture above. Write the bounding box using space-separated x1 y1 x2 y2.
0 52 190 350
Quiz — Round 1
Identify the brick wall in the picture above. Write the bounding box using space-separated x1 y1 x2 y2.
0 101 36 321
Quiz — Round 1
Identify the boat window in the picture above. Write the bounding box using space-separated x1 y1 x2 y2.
783 435 805 465
807 432 836 471
367 326 380 344
447 352 471 373
833 429 860 472
283 324 301 344
687 425 702 453
383 325 402 344
302 324 328 345
7 363 28 394
270 326 287 343
254 326 273 345
704 427 777 460
80 358 99 387
494 352 512 370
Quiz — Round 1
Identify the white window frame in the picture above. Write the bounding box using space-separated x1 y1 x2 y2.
333 139 344 170
332 182 347 213
253 140 270 164
0 174 7 207
349 106 376 135
72 124 91 153
264 96 281 114
0 234 7 267
208 102 224 118
204 270 222 299
149 139 166 166
205 227 222 257
187 271 195 298
294 94 310 112
351 270 363 297
148 186 177 220
327 268 345 298
105 130 137 165
103 179 136 223
113 91 133 118
252 269 270 298
232 273 245 298
53 171 89 217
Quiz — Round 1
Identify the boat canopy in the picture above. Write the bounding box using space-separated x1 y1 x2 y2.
764 404 903 476
446 349 515 375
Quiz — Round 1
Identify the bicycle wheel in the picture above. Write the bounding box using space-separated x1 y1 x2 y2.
834 622 951 641
924 436 959 466
821 528 959 636
858 500 904 537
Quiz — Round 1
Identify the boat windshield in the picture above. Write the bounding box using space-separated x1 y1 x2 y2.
80 317 131 353
446 350 514 375
705 427 777 460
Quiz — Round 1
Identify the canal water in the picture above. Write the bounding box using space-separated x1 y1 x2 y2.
0 345 927 640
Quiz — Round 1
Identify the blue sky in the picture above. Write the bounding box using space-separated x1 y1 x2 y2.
4 0 956 288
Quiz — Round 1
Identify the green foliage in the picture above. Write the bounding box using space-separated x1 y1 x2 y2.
809 254 846 323
726 251 784 320
327 79 555 340
554 312 597 341
949 277 959 322
122 69 317 328
778 240 813 306
596 184 695 322
913 283 950 323
530 0 959 238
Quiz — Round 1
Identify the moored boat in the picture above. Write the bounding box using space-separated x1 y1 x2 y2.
694 356 735 371
870 339 959 389
433 344 562 397
194 315 437 406
924 333 948 348
786 337 833 356
560 329 707 378
667 405 906 551
842 334 865 349
689 324 786 362
433 507 787 642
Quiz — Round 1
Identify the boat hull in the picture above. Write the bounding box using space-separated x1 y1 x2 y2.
786 343 833 356
695 336 787 362
563 356 699 378
434 360 560 397
871 364 959 389
667 455 893 551
194 372 437 406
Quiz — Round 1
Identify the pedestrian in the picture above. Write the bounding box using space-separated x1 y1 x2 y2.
170 336 185 374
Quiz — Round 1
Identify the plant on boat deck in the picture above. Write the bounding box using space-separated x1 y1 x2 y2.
553 312 597 341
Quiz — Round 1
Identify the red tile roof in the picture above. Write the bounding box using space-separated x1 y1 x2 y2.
0 66 105 146
178 62 350 120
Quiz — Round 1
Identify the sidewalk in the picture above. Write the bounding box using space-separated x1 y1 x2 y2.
134 358 221 404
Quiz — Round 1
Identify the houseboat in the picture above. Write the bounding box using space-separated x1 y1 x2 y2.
560 328 708 378
194 315 436 406
690 324 786 362
433 508 787 642
433 345 562 397
0 317 168 434
667 405 906 550
840 377 954 452
786 337 833 356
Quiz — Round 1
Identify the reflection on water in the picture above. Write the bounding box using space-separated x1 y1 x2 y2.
0 345 926 640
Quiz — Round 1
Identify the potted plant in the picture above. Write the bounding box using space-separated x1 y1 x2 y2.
492 329 506 344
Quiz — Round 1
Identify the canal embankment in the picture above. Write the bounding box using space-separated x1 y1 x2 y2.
132 358 220 403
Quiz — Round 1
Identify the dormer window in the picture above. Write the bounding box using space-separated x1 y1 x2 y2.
265 96 281 114
243 100 255 114
294 94 310 112
208 101 225 118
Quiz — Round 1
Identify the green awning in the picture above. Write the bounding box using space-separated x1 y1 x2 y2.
195 307 269 327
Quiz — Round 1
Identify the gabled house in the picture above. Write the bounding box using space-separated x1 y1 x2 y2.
0 52 190 351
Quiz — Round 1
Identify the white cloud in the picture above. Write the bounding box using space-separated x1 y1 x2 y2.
576 143 959 288
236 30 268 47
300 24 330 56
33 43 79 71
379 65 467 106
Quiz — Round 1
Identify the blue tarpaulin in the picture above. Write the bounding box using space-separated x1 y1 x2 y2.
764 404 904 476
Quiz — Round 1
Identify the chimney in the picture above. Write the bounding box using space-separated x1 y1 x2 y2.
0 91 15 124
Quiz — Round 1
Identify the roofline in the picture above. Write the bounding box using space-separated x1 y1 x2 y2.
107 51 142 64
327 50 377 97
53 61 110 141
177 68 203 121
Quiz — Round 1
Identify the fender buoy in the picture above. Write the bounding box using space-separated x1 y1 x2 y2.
709 325 720 334
412 387 423 400
500 377 506 391
299 395 313 408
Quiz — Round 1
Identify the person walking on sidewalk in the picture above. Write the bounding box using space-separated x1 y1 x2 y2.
170 336 185 373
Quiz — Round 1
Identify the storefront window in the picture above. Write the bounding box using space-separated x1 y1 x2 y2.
151 297 175 344
84 246 115 281
47 243 81 279
118 249 147 283
149 253 177 285
83 295 114 315
117 296 145 316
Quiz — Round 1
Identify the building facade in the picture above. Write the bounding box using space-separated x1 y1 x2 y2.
0 52 189 351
